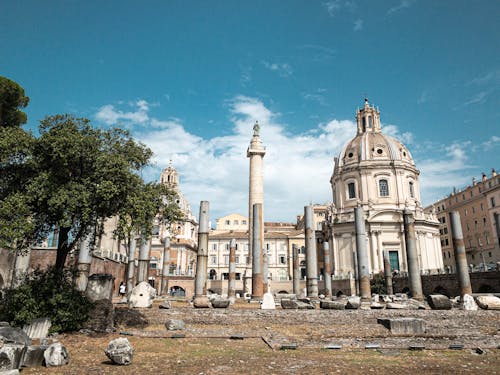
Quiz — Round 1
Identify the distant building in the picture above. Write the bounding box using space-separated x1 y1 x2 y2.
206 213 304 294
324 99 443 277
426 169 500 272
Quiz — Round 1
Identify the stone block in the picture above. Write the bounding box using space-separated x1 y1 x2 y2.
261 292 275 310
427 294 452 310
0 344 26 371
370 302 384 309
407 299 427 310
475 295 500 310
281 299 299 309
296 299 315 309
345 296 361 309
0 327 31 346
386 302 407 309
159 301 171 309
44 342 69 367
105 337 133 365
85 274 114 302
377 318 426 335
320 300 345 310
23 318 51 340
165 319 185 331
21 345 48 368
461 294 478 311
193 296 210 308
128 282 156 308
211 299 230 308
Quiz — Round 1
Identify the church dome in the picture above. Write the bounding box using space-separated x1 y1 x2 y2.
337 99 415 168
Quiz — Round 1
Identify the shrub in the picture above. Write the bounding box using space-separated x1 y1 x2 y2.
0 267 94 333
370 272 386 295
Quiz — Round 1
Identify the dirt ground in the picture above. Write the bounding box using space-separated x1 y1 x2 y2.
23 300 500 374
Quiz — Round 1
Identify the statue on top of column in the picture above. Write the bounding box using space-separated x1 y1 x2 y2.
253 121 260 136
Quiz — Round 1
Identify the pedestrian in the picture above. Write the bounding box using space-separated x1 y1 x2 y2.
119 281 126 297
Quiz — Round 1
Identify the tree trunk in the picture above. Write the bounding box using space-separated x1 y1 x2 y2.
55 226 71 273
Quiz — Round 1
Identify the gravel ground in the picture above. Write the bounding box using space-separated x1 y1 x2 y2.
22 300 500 374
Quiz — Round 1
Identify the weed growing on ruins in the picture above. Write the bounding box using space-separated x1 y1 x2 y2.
0 267 93 333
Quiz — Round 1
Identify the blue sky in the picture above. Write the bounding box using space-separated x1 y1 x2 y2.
1 0 499 221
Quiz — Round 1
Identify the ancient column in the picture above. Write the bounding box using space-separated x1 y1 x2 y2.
305 205 318 298
292 244 300 295
228 238 237 301
403 210 424 300
160 235 171 295
247 122 266 293
126 236 137 293
450 211 472 296
194 201 210 299
137 235 150 283
383 250 394 295
75 230 93 292
354 207 370 301
323 241 332 298
263 246 269 294
251 203 264 300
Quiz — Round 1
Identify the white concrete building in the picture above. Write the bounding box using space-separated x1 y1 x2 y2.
325 99 443 277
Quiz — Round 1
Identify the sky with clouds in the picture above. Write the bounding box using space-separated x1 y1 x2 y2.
1 1 499 222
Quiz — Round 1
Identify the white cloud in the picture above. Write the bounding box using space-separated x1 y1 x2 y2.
466 69 500 86
387 0 415 16
483 135 500 150
323 0 356 16
353 19 363 31
95 100 150 126
261 61 293 78
463 91 489 106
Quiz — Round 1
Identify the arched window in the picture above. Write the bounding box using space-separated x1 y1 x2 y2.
379 179 389 197
409 181 415 198
347 182 356 199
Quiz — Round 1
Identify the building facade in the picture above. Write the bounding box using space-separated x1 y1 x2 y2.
426 169 500 272
324 99 443 278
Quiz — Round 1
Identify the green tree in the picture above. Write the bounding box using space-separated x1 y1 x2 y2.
0 76 30 128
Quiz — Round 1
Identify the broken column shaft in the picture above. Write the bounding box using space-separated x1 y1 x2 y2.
194 201 210 298
403 210 424 300
137 235 150 283
251 203 264 299
450 211 473 296
354 207 371 301
228 238 237 300
323 241 332 298
292 244 300 295
160 236 171 295
263 246 269 294
126 237 137 292
75 230 93 292
383 250 394 295
305 205 318 298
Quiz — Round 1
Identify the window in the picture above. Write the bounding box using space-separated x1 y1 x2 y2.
347 182 356 199
242 220 247 225
489 252 492 258
472 206 475 214
223 255 229 265
491 197 496 207
474 220 478 229
212 244 217 251
235 256 240 264
445 238 449 246
486 235 490 245
279 255 286 264
233 220 239 225
448 251 451 258
443 227 448 234
464 208 467 216
225 220 230 225
379 179 389 197
480 203 484 211
483 217 487 225
210 256 217 264
466 223 470 231
409 181 415 198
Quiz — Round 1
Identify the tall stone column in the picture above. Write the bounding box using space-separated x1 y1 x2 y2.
126 236 137 293
323 241 332 298
247 122 266 292
160 235 171 296
263 246 269 294
251 203 264 300
354 207 370 301
450 211 472 296
383 250 394 295
228 238 237 301
194 201 210 301
75 230 93 292
137 235 150 283
403 210 424 300
292 244 300 295
305 205 318 298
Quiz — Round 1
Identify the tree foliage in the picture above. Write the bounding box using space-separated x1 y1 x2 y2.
0 267 93 333
0 76 30 128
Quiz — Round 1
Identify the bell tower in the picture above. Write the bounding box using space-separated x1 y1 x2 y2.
356 98 381 134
